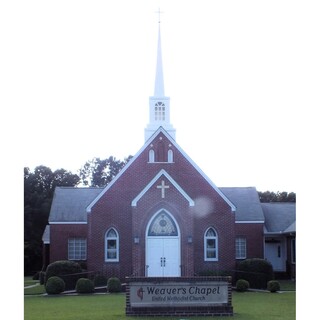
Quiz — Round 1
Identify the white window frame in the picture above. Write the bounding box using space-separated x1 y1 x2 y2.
235 237 247 259
204 227 218 261
68 238 87 260
168 149 173 163
148 149 155 163
105 228 119 262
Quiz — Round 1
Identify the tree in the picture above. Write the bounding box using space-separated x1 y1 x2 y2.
79 155 132 187
24 166 80 274
258 190 296 203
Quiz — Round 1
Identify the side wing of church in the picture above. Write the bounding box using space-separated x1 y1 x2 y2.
42 22 296 281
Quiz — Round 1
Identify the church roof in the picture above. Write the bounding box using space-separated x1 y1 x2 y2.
261 202 296 234
220 187 265 222
49 187 103 223
47 185 295 232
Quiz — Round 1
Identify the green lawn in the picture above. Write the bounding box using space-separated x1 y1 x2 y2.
24 291 295 320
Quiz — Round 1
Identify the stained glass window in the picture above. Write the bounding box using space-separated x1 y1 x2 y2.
148 211 178 236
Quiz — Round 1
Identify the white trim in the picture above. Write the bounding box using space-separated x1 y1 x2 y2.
146 209 181 277
87 127 236 213
204 227 218 262
235 221 264 224
146 209 181 238
131 169 194 207
49 221 87 225
105 228 119 262
157 128 236 211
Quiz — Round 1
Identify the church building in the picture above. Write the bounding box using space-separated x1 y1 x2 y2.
42 24 296 280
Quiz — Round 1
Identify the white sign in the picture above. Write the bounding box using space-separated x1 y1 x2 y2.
129 281 228 308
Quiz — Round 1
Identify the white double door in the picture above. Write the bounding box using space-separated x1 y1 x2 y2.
146 237 180 277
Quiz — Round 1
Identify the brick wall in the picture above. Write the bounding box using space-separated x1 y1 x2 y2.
235 223 264 260
49 224 88 263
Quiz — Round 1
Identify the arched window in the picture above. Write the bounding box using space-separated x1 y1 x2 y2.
149 149 155 163
204 227 218 261
105 228 119 262
148 211 178 236
168 149 173 163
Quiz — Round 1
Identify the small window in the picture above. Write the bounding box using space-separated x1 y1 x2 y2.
204 227 218 261
168 149 173 163
68 238 87 260
149 149 155 163
236 237 247 259
155 102 165 121
105 228 119 262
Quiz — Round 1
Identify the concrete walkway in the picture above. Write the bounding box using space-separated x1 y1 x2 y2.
24 283 40 289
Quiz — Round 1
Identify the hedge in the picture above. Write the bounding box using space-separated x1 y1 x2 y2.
45 260 84 291
236 258 274 289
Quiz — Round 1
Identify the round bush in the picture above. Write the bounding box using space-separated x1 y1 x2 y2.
76 278 94 294
236 279 250 292
267 280 280 293
45 276 65 294
94 275 108 287
45 260 83 291
107 277 121 293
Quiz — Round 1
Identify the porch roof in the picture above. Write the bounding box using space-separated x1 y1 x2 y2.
261 203 296 234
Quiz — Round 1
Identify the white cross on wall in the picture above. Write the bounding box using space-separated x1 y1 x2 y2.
157 180 169 198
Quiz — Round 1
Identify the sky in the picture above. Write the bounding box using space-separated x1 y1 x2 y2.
2 0 320 194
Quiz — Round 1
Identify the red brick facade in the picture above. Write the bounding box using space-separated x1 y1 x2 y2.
48 130 266 280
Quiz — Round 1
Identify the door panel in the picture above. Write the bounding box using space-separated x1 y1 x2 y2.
146 238 180 277
147 238 163 277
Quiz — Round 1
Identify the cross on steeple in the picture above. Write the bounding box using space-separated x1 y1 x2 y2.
157 180 169 198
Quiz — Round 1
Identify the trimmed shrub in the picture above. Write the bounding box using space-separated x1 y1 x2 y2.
76 278 94 294
267 280 280 293
45 260 83 291
94 274 108 287
236 258 274 289
107 277 121 293
236 279 249 292
45 276 65 294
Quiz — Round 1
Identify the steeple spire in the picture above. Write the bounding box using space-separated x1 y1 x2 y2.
154 23 164 97
145 12 176 142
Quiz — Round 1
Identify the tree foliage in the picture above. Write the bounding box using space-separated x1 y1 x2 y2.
258 190 296 203
24 155 132 274
24 166 80 274
79 156 132 187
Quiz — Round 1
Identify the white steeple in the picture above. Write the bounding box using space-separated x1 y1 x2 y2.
145 19 176 141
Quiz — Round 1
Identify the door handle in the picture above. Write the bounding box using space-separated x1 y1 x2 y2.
163 257 166 267
160 257 163 267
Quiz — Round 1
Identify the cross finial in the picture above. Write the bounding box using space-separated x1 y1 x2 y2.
155 8 164 24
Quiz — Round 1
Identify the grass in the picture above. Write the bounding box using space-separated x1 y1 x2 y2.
24 291 296 320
